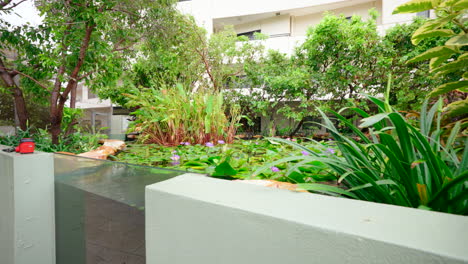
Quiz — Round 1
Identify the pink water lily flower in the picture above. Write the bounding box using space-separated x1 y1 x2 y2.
301 151 309 156
205 142 214 147
218 140 225 144
171 154 180 161
270 166 280 172
326 148 335 154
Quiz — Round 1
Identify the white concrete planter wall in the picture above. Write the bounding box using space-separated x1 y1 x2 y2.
146 174 468 264
0 146 55 264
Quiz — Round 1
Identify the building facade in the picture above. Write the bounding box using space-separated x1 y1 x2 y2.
178 0 427 55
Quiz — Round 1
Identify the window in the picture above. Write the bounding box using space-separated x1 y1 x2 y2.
88 91 98 99
237 30 261 40
417 10 430 18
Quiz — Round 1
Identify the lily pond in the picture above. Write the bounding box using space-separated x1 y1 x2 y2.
115 139 338 184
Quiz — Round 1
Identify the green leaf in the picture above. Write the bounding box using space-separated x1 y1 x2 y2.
443 98 468 117
359 113 389 128
445 33 468 46
393 0 434 14
407 46 457 64
212 160 238 177
452 0 468 10
347 179 398 192
429 81 468 97
297 183 358 199
430 54 451 69
412 29 455 45
432 53 468 77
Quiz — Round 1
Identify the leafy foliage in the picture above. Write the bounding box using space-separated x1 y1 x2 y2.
260 97 467 215
126 84 241 146
0 127 105 154
296 11 391 109
384 17 452 110
394 0 468 117
229 49 310 136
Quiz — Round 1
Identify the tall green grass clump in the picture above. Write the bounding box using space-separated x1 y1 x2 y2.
126 84 240 146
259 96 467 215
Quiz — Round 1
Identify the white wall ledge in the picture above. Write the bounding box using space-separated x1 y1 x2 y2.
146 174 468 264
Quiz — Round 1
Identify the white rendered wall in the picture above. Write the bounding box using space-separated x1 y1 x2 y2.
293 1 381 36
234 14 291 36
0 147 55 264
180 0 420 38
146 174 468 264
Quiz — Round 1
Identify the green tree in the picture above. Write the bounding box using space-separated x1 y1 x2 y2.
296 12 392 111
231 49 310 136
0 0 177 143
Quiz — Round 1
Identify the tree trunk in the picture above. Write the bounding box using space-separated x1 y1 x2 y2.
289 118 305 138
50 23 95 144
69 82 76 108
50 97 67 144
0 58 29 130
12 87 29 131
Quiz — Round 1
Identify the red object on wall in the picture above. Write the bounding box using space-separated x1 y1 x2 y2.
15 138 35 154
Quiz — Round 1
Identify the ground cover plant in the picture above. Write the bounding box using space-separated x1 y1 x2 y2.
116 139 337 183
258 96 467 215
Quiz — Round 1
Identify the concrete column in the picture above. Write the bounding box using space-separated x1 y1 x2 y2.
0 146 55 264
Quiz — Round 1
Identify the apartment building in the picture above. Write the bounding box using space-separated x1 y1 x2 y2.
178 0 427 55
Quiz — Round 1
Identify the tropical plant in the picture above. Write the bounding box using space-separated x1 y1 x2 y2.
256 95 468 215
384 17 455 110
126 84 241 146
393 0 468 117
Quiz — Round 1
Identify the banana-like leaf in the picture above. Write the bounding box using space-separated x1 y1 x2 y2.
430 54 451 69
393 0 434 14
443 98 468 117
445 33 468 46
452 0 468 10
429 80 468 97
412 29 455 45
432 53 468 77
407 46 457 64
